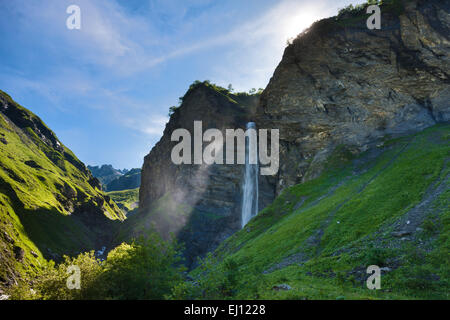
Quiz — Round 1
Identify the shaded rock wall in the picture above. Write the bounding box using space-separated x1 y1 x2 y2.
139 83 275 267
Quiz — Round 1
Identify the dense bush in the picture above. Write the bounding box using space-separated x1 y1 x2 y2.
7 233 185 300
101 233 185 299
337 0 404 18
362 247 392 266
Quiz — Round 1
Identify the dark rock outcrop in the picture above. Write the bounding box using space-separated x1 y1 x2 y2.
24 160 42 169
13 246 24 262
139 82 275 267
88 177 102 190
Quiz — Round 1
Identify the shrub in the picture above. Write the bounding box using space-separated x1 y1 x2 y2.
7 232 185 300
422 217 438 234
394 265 437 292
168 106 179 117
101 234 185 299
362 247 391 266
8 251 105 300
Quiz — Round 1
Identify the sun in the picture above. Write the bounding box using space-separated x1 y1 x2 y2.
282 11 320 41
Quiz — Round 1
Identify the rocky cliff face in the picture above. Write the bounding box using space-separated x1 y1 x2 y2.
139 0 449 266
257 0 449 193
139 82 275 267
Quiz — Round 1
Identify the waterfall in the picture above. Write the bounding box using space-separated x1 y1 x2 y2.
241 122 259 228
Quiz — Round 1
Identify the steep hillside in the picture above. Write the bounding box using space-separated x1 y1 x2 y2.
190 124 449 299
0 91 124 293
107 188 139 215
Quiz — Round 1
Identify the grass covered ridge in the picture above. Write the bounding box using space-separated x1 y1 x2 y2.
0 91 124 293
107 188 139 214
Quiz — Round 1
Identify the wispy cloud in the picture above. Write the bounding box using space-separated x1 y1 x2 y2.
0 0 365 168
2 0 364 80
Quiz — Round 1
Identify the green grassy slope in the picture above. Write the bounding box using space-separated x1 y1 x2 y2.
0 90 125 292
107 188 139 214
191 124 449 300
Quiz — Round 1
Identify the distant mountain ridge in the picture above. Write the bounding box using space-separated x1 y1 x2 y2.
87 164 123 186
106 168 141 192
88 164 141 192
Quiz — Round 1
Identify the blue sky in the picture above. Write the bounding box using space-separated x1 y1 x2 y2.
0 0 364 169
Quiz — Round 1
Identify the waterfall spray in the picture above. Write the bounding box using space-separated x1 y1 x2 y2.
241 122 259 228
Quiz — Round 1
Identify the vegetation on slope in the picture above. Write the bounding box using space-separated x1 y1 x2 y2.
107 188 139 215
0 91 124 293
7 233 184 300
177 124 449 300
290 0 405 45
169 80 262 116
337 0 404 19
